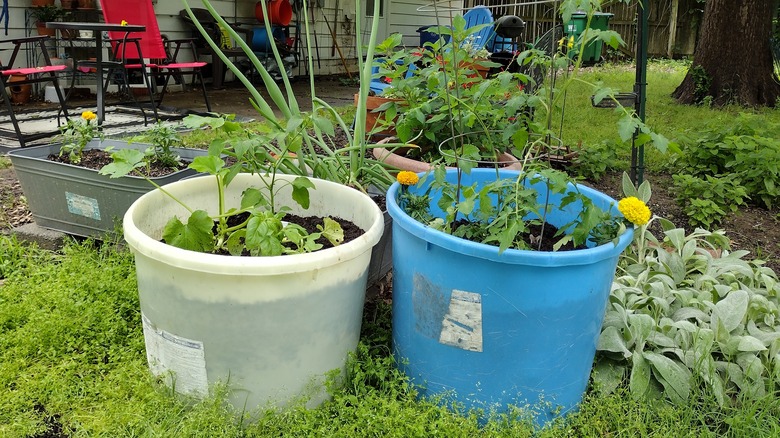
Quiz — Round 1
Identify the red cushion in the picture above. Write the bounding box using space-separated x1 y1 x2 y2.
2 65 67 76
123 63 158 69
156 62 207 69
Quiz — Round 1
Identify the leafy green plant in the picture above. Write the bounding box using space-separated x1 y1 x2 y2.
594 176 780 407
28 4 66 23
690 64 712 105
672 173 748 228
570 139 627 180
129 122 184 169
397 165 629 253
57 110 103 164
101 113 342 256
672 115 780 211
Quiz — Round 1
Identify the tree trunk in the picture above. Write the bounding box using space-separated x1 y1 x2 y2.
672 0 780 107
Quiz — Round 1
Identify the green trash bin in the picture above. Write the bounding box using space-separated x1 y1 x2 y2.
565 11 613 64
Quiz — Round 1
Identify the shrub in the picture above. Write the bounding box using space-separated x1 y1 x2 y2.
672 173 748 228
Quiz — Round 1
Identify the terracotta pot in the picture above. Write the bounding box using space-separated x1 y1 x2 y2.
355 94 402 140
31 0 55 6
36 22 56 37
8 74 32 105
373 137 522 173
60 0 75 8
77 0 94 9
435 56 490 80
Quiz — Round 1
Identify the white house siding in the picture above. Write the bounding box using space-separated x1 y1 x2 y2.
3 0 463 76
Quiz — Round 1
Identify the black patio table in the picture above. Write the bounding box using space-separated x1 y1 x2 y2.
46 22 146 126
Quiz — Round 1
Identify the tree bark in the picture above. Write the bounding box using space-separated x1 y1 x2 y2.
672 0 780 107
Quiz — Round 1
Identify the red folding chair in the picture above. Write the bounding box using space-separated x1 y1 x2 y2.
0 36 70 148
96 0 212 118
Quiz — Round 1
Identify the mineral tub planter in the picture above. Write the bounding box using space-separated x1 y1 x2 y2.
386 168 633 427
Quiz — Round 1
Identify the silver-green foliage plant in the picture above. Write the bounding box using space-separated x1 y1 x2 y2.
594 174 780 406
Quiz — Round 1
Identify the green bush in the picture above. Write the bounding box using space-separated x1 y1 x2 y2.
570 140 628 181
672 173 748 228
672 115 780 213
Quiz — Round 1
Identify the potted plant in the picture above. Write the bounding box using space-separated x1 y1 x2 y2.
385 1 671 428
8 113 208 238
29 4 65 36
113 0 391 416
371 15 527 172
186 0 397 287
355 33 424 140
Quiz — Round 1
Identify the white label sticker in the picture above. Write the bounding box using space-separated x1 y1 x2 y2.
142 313 208 397
439 289 483 352
65 192 101 220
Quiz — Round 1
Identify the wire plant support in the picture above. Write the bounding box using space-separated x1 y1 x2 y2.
423 0 650 184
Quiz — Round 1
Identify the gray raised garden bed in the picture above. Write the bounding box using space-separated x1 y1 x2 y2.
9 140 207 239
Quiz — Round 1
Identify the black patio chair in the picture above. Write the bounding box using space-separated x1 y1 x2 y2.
0 35 70 148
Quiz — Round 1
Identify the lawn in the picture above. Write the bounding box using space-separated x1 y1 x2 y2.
2 60 780 436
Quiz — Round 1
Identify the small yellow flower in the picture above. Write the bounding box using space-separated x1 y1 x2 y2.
567 36 575 49
397 171 419 186
558 37 566 48
120 20 128 26
81 111 97 121
618 197 651 226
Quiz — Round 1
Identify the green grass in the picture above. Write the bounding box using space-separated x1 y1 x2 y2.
2 236 780 436
0 154 11 169
543 60 780 173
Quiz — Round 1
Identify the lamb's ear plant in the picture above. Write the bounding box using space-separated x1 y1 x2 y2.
594 173 780 407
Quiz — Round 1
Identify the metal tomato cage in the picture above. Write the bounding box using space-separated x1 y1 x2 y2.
419 0 650 184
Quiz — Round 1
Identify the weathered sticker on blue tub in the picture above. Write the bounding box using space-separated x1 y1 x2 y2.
439 289 483 352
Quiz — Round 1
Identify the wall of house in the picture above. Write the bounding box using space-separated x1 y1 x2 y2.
3 0 465 80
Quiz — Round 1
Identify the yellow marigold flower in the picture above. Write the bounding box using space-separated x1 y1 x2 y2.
567 36 575 49
397 171 419 186
120 20 128 26
618 197 651 226
81 111 97 121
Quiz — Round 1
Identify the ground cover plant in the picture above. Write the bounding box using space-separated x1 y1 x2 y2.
4 58 780 435
3 229 780 436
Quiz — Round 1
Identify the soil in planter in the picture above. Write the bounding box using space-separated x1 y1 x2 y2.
210 212 364 256
48 149 187 177
452 219 579 252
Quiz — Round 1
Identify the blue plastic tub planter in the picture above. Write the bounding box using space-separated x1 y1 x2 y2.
8 140 207 239
386 168 633 427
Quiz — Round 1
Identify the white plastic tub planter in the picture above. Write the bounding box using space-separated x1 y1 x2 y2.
123 173 384 414
8 140 207 238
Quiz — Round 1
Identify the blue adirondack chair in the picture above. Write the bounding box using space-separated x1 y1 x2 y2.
369 5 495 95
